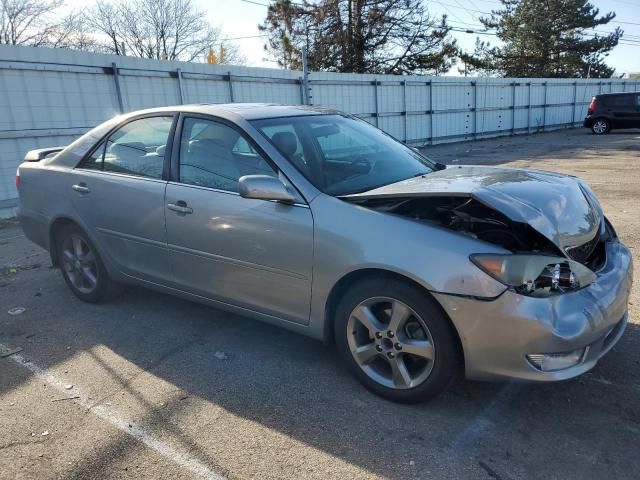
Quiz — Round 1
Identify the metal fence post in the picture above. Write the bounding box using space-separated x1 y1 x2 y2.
472 81 477 140
511 82 516 135
298 77 305 104
373 79 379 127
429 80 434 145
111 62 124 113
572 80 577 126
176 68 184 104
542 81 547 132
527 82 532 135
227 71 234 102
402 80 407 143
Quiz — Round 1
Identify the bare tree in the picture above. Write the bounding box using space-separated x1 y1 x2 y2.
0 0 63 45
86 0 125 55
38 12 104 51
87 0 245 63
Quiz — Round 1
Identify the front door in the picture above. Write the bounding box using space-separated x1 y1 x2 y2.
69 114 175 284
164 116 314 324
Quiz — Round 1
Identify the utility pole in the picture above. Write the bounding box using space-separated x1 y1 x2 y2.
302 45 311 105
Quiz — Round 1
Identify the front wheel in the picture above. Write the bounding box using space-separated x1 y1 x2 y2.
591 118 610 135
56 224 119 303
334 277 461 403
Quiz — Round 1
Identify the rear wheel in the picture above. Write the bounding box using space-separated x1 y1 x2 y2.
334 277 461 403
591 118 610 135
56 225 119 303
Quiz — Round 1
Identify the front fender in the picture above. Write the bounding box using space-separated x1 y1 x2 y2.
307 194 508 339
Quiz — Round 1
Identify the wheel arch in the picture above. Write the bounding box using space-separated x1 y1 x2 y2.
48 216 107 271
323 268 465 369
49 216 80 267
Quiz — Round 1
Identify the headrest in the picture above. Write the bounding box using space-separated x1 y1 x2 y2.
271 132 297 157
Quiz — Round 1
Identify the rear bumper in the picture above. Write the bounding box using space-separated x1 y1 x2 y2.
583 116 594 128
434 240 633 381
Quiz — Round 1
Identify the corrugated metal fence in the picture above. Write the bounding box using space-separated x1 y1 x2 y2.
1 44 637 216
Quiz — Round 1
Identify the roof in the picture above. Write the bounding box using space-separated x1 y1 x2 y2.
126 103 340 121
596 91 640 97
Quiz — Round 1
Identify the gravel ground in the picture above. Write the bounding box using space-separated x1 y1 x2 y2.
1 127 639 480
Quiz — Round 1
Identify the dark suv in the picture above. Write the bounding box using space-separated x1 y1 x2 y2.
583 92 640 134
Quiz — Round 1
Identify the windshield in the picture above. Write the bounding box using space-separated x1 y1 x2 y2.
252 114 435 196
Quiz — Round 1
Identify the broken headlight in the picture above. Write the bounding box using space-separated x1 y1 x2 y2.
470 254 597 297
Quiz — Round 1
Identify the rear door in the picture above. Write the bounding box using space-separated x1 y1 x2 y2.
68 114 176 284
633 94 640 128
164 115 314 324
607 94 636 128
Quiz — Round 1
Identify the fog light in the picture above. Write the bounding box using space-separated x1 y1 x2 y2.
526 348 587 372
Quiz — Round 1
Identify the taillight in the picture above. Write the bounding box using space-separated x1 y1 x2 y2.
588 97 597 114
15 168 20 190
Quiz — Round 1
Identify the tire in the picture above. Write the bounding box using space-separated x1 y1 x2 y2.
334 277 461 403
591 118 610 135
56 224 121 303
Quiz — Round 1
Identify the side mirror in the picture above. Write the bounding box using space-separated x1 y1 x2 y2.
238 175 296 204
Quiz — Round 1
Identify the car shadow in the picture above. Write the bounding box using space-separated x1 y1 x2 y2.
2 272 639 479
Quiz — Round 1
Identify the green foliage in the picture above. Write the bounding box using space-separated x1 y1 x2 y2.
259 0 458 75
461 0 622 78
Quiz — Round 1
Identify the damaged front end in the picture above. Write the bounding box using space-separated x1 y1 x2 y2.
347 195 561 255
343 177 614 298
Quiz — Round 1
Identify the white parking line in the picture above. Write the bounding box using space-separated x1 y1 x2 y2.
0 343 225 480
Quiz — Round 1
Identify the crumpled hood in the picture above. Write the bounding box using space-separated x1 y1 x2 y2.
347 165 603 251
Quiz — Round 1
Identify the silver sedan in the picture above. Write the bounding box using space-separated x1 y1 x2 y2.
17 104 633 402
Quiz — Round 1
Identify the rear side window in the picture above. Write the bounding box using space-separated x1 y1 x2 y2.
79 116 174 179
606 94 633 107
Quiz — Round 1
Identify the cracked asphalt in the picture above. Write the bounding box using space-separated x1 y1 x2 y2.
1 128 639 480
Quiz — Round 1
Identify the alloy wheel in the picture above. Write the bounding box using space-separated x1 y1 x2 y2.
62 234 98 294
593 120 608 134
347 296 435 390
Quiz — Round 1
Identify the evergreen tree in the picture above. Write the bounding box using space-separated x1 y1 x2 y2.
259 0 457 74
461 0 622 78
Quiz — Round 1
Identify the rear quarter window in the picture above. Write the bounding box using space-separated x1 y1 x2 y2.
606 94 633 107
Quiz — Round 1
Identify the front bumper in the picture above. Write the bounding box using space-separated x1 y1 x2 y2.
434 240 633 381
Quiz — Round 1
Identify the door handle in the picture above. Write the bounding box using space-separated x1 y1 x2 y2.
167 201 193 214
72 183 90 193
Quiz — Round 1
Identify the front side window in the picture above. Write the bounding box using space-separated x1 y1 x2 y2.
252 115 435 196
178 117 276 192
80 116 173 179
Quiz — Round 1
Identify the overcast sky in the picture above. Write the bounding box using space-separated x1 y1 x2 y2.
66 0 640 75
